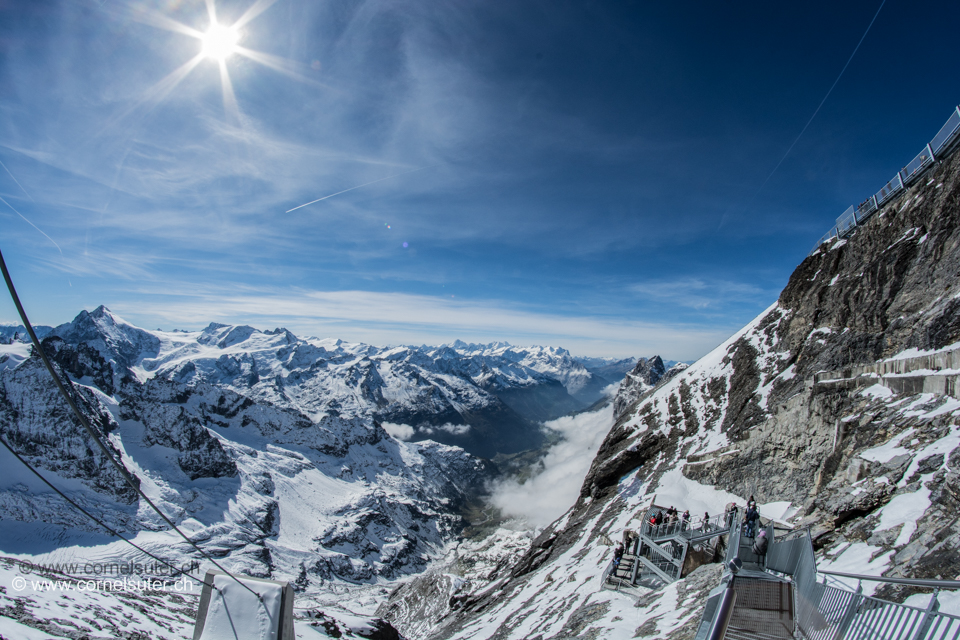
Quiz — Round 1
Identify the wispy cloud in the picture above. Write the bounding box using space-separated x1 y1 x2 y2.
106 286 736 359
628 277 775 311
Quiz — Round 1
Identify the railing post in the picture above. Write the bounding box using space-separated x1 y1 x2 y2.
708 577 738 640
911 589 940 640
926 143 936 163
899 169 907 186
835 581 863 639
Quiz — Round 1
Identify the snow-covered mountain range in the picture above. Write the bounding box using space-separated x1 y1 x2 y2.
0 306 646 637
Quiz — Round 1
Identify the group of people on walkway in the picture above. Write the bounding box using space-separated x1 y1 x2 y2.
607 495 770 579
726 496 768 558
646 505 713 534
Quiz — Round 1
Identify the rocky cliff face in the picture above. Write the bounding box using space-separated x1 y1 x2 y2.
418 142 960 639
611 356 687 418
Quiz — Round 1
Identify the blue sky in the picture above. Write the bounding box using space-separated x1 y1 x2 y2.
1 0 958 359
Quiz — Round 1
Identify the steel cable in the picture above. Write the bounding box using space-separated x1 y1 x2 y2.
0 246 260 599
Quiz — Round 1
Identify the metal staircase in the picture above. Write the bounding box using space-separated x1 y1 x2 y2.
602 505 733 591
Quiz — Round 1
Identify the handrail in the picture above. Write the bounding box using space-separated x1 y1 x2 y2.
819 570 960 590
810 104 960 256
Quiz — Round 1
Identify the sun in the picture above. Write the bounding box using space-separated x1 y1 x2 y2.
125 0 318 126
201 22 240 61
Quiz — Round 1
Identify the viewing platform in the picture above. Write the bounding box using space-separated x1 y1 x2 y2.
602 503 734 591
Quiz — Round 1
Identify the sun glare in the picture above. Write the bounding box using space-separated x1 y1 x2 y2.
129 0 313 126
201 23 240 60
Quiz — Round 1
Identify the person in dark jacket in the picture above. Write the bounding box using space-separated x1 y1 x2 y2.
726 503 738 528
613 543 625 567
744 506 759 537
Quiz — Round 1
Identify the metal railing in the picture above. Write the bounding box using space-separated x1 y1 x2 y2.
810 105 960 255
766 529 960 640
692 510 742 640
819 570 960 590
855 196 879 224
931 109 960 156
876 172 905 206
642 509 731 542
836 205 857 237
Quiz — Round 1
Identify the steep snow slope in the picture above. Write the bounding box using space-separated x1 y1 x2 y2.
421 136 960 639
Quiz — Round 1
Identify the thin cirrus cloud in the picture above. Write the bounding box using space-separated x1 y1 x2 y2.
628 278 775 311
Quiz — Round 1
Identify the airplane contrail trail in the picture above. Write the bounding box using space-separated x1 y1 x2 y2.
0 195 62 254
0 159 34 201
286 165 433 213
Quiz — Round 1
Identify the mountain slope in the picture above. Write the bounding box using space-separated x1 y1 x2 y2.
422 134 960 639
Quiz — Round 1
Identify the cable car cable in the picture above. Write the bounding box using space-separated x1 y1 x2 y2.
0 433 214 590
0 246 259 599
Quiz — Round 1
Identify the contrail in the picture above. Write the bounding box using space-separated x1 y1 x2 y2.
717 0 886 233
753 0 886 196
286 165 433 213
0 158 33 201
0 195 62 255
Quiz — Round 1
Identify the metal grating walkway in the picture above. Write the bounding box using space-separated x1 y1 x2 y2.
726 578 795 640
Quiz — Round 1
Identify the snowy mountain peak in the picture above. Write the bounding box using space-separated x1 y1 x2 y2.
51 306 160 376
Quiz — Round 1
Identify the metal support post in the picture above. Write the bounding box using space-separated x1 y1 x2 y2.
926 142 936 163
911 589 940 640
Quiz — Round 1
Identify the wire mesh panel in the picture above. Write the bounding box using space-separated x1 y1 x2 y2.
723 527 960 640
920 612 960 640
767 535 807 576
855 197 878 224
930 108 960 155
876 173 905 206
810 228 839 255
727 579 795 640
902 148 934 185
836 205 857 237
794 580 960 640
845 596 925 640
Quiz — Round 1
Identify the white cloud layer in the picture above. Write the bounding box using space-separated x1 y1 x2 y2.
111 287 736 360
489 404 616 529
381 422 415 441
381 421 470 441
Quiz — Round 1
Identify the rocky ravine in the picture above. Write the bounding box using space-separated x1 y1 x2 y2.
391 140 960 639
